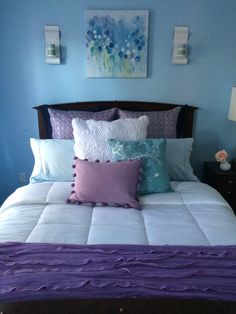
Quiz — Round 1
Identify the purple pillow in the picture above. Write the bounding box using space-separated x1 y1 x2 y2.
67 158 141 209
118 107 181 138
49 108 117 139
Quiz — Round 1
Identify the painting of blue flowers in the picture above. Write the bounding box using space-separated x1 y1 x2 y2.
86 10 149 77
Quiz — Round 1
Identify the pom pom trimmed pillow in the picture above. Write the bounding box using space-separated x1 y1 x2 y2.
68 158 141 209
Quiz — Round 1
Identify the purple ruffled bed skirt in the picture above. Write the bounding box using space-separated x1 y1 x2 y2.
1 242 236 303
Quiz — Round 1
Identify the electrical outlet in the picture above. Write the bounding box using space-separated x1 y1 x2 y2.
19 172 26 184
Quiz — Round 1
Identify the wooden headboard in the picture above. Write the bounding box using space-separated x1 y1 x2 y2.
33 101 197 139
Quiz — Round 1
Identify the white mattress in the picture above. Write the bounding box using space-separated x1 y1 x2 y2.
1 181 236 246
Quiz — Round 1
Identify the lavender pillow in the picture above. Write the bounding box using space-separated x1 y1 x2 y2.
67 158 141 209
118 107 181 138
49 108 117 139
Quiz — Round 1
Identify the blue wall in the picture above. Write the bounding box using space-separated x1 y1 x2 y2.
1 0 236 204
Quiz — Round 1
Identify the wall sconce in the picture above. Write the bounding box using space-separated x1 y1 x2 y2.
228 86 236 121
172 26 189 64
44 25 60 64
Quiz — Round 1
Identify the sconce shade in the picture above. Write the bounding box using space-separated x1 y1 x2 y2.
46 44 56 57
228 86 236 121
176 44 187 57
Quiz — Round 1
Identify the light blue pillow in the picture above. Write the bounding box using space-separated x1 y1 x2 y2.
166 138 198 181
108 138 172 195
30 139 74 183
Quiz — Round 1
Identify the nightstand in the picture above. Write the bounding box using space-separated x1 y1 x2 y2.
203 161 236 213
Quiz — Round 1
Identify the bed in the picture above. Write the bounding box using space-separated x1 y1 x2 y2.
1 101 236 314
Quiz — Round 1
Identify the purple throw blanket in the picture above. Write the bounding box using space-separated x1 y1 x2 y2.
0 242 236 303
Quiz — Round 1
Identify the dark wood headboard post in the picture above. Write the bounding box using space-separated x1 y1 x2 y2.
177 105 196 138
33 101 198 139
36 105 51 139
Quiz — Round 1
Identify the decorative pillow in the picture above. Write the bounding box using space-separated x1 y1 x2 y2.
29 138 74 183
72 116 149 162
68 158 141 209
108 138 172 195
118 107 181 138
49 108 117 139
166 138 198 181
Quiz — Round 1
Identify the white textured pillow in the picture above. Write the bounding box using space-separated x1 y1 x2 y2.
72 116 149 161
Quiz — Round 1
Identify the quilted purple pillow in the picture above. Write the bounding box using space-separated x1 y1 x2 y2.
49 108 117 139
118 107 181 138
67 158 141 209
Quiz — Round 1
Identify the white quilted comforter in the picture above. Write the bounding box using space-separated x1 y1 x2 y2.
1 181 236 246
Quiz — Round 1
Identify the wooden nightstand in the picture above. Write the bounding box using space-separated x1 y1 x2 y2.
203 162 236 213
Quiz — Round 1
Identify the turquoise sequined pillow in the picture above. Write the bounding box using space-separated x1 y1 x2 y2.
108 138 172 195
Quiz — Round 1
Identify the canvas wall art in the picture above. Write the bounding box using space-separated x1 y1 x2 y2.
86 10 149 78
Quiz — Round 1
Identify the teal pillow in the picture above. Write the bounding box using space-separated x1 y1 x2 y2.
108 138 172 195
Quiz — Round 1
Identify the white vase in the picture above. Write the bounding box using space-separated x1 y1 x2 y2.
219 161 231 171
